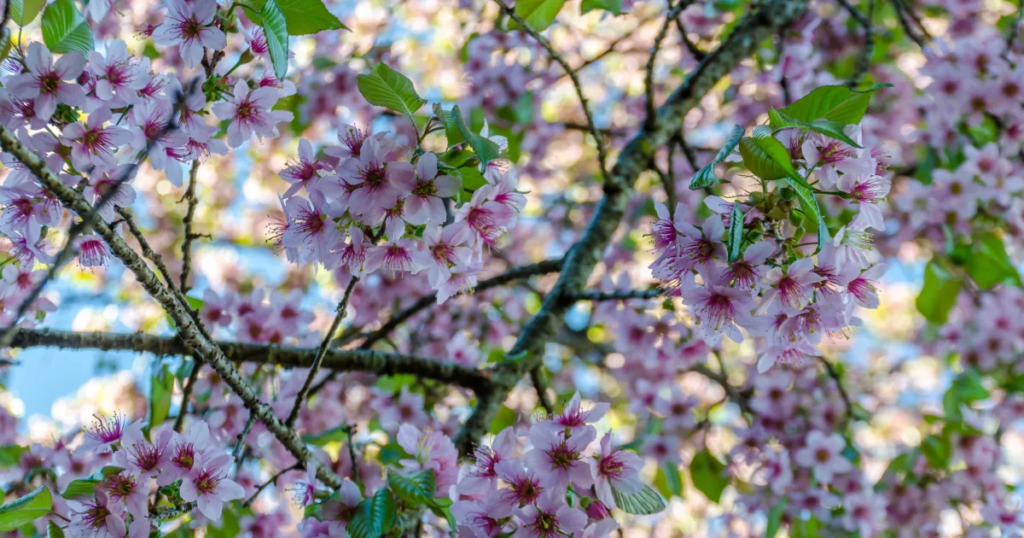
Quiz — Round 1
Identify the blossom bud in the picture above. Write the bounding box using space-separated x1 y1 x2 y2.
585 500 610 520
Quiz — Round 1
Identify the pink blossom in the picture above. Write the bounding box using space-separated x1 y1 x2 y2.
60 107 132 171
523 425 595 495
152 0 227 69
794 430 852 483
396 424 459 496
6 43 86 121
282 139 329 197
512 490 588 538
180 453 245 521
392 152 459 225
590 433 643 509
67 490 127 538
158 421 212 486
88 40 150 104
211 81 289 148
493 459 544 517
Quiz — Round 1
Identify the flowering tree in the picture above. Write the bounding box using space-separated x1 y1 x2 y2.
0 0 1021 534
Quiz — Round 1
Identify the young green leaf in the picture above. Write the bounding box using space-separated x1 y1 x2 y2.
0 445 28 468
387 470 437 506
769 84 893 129
11 0 47 26
357 64 424 118
915 260 963 324
452 106 500 169
769 111 863 149
727 203 745 263
61 466 123 500
0 486 52 532
611 483 667 515
148 364 173 430
920 434 951 470
41 0 95 54
47 521 65 538
244 0 347 34
766 498 788 538
581 0 623 15
689 125 744 190
738 130 797 180
513 0 566 31
346 488 397 538
689 448 728 503
781 173 829 253
261 0 289 81
966 232 1021 290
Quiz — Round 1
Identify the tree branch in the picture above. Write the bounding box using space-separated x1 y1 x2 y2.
335 258 564 348
8 327 494 391
453 0 810 456
568 288 662 302
285 277 359 428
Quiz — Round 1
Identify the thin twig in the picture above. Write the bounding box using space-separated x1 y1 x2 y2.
243 464 301 507
179 164 201 294
493 0 610 181
646 2 688 127
530 367 555 416
817 356 854 424
233 413 257 462
173 361 201 432
343 423 358 481
285 277 359 428
838 0 876 86
117 207 178 292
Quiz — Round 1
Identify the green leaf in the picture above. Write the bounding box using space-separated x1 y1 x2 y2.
770 83 892 128
921 435 951 470
727 203 744 263
488 405 518 435
654 463 683 498
0 445 28 468
302 425 350 446
261 0 289 81
689 449 728 503
148 364 173 430
61 466 123 500
11 0 47 26
766 498 787 538
346 488 397 538
357 64 424 118
427 497 457 532
433 104 466 147
452 106 500 169
387 469 436 506
739 128 797 181
243 0 348 34
581 0 622 14
611 483 666 515
0 486 52 532
41 0 94 54
967 232 1021 290
47 521 65 538
781 173 829 253
513 0 565 31
769 111 863 149
689 125 744 190
738 129 829 252
916 260 963 324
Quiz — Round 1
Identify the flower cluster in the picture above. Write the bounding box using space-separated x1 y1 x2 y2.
67 416 243 536
272 130 526 304
650 125 890 372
